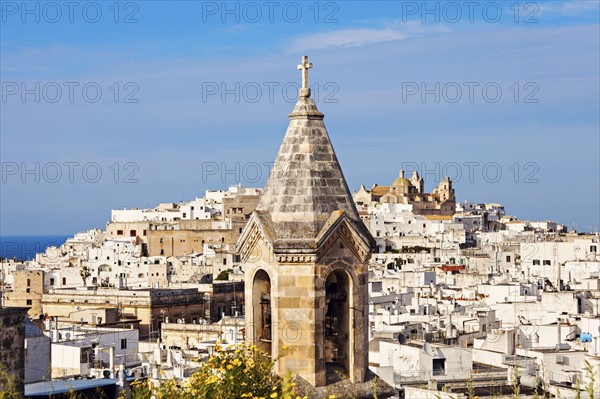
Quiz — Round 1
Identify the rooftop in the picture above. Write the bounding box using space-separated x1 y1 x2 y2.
25 378 119 396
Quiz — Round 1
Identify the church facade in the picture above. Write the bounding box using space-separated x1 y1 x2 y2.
354 170 456 216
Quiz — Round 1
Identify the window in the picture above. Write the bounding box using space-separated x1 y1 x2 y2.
80 347 93 364
533 260 540 265
591 246 597 253
143 230 147 236
26 278 31 287
223 259 227 265
26 299 32 306
543 260 551 266
26 288 30 293
506 256 511 262
130 230 136 237
50 278 55 286
160 249 164 255
432 359 446 376
62 277 66 285
121 339 128 350
117 230 124 235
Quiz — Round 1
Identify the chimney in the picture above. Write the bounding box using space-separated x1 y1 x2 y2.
109 346 115 378
557 319 561 346
52 316 59 342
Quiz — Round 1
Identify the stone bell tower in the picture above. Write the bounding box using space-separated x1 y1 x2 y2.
237 56 375 388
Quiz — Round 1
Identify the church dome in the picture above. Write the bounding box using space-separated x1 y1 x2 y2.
392 176 411 188
391 170 413 195
392 170 412 189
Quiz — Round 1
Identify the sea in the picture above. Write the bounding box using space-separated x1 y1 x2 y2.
0 235 71 261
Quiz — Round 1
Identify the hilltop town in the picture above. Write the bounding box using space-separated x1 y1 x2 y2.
1 59 599 399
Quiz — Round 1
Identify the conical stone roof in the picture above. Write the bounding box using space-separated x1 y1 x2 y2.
256 90 362 244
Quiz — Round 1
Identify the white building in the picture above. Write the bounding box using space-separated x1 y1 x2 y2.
521 236 599 286
25 318 51 383
47 325 140 378
371 339 472 387
364 203 465 253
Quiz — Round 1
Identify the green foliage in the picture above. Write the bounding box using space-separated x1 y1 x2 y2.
401 245 430 254
0 364 22 399
510 366 521 399
80 266 91 287
215 270 231 281
583 360 596 399
125 342 298 399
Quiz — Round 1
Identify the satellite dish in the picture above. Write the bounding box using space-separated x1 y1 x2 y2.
398 334 407 344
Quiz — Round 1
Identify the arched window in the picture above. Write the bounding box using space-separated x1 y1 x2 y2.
324 270 351 375
252 269 272 355
98 264 111 273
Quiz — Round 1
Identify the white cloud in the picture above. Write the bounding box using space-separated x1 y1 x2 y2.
538 1 600 16
286 27 408 53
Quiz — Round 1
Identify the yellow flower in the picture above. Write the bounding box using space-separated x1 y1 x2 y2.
205 375 219 385
270 393 278 398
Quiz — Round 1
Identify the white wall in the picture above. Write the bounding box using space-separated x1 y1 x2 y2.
25 334 51 383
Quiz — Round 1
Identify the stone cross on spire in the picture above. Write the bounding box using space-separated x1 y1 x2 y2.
297 55 312 98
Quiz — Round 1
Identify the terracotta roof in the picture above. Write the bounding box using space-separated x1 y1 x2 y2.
423 215 454 220
371 185 390 197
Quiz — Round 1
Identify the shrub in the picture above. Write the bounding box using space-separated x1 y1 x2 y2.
126 342 302 399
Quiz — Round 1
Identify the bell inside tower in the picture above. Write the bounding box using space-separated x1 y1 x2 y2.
324 270 351 377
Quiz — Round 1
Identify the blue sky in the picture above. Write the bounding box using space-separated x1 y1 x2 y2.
1 0 599 235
